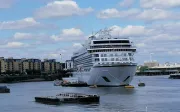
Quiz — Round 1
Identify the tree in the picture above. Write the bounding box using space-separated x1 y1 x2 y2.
140 66 149 72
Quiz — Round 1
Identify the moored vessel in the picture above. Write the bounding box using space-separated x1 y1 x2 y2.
169 73 180 79
65 28 137 86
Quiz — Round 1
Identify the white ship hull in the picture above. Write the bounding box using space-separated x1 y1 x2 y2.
72 63 137 86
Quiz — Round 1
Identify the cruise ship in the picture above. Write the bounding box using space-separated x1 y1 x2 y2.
67 28 137 86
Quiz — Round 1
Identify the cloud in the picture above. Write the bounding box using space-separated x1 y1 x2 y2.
97 8 180 22
11 28 85 46
0 0 13 8
97 8 140 19
0 42 29 49
136 43 146 47
13 32 49 40
35 0 93 19
151 22 180 35
137 8 180 21
109 25 154 37
13 33 34 40
51 28 85 41
47 53 60 58
61 28 83 37
0 17 56 30
119 0 134 8
140 0 180 9
144 34 180 43
73 43 83 48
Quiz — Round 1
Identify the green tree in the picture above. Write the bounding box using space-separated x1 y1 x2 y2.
140 66 149 72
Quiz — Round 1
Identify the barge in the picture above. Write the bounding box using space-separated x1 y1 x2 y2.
35 92 100 105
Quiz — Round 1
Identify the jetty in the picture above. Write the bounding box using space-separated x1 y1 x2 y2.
35 92 100 105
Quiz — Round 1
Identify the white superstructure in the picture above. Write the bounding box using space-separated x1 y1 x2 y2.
68 28 137 86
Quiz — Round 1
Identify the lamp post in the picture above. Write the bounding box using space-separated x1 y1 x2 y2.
60 54 62 70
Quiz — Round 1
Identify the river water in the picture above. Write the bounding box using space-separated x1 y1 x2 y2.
0 76 180 112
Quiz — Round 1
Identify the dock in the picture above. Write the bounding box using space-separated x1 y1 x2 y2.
35 92 100 105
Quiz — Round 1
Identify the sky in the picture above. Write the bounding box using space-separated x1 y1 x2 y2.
0 0 180 64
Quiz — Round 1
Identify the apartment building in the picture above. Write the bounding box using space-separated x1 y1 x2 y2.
21 59 41 73
0 57 62 74
41 59 57 73
0 57 6 73
0 57 21 73
56 62 62 70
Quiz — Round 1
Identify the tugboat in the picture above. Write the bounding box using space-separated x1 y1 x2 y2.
138 80 145 87
54 79 62 86
169 72 180 79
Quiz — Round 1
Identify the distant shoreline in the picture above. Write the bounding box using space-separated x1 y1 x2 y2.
12 78 47 83
0 75 63 83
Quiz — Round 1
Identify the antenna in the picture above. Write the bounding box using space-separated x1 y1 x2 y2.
92 28 94 36
150 53 154 62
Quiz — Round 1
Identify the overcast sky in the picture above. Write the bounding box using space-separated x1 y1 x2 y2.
0 0 180 64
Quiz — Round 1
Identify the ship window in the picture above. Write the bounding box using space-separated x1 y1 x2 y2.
94 54 99 57
128 53 132 56
93 40 129 44
101 58 104 61
111 58 114 61
102 76 110 82
101 54 103 57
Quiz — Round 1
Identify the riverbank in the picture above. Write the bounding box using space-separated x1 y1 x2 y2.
0 74 69 83
14 78 47 83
